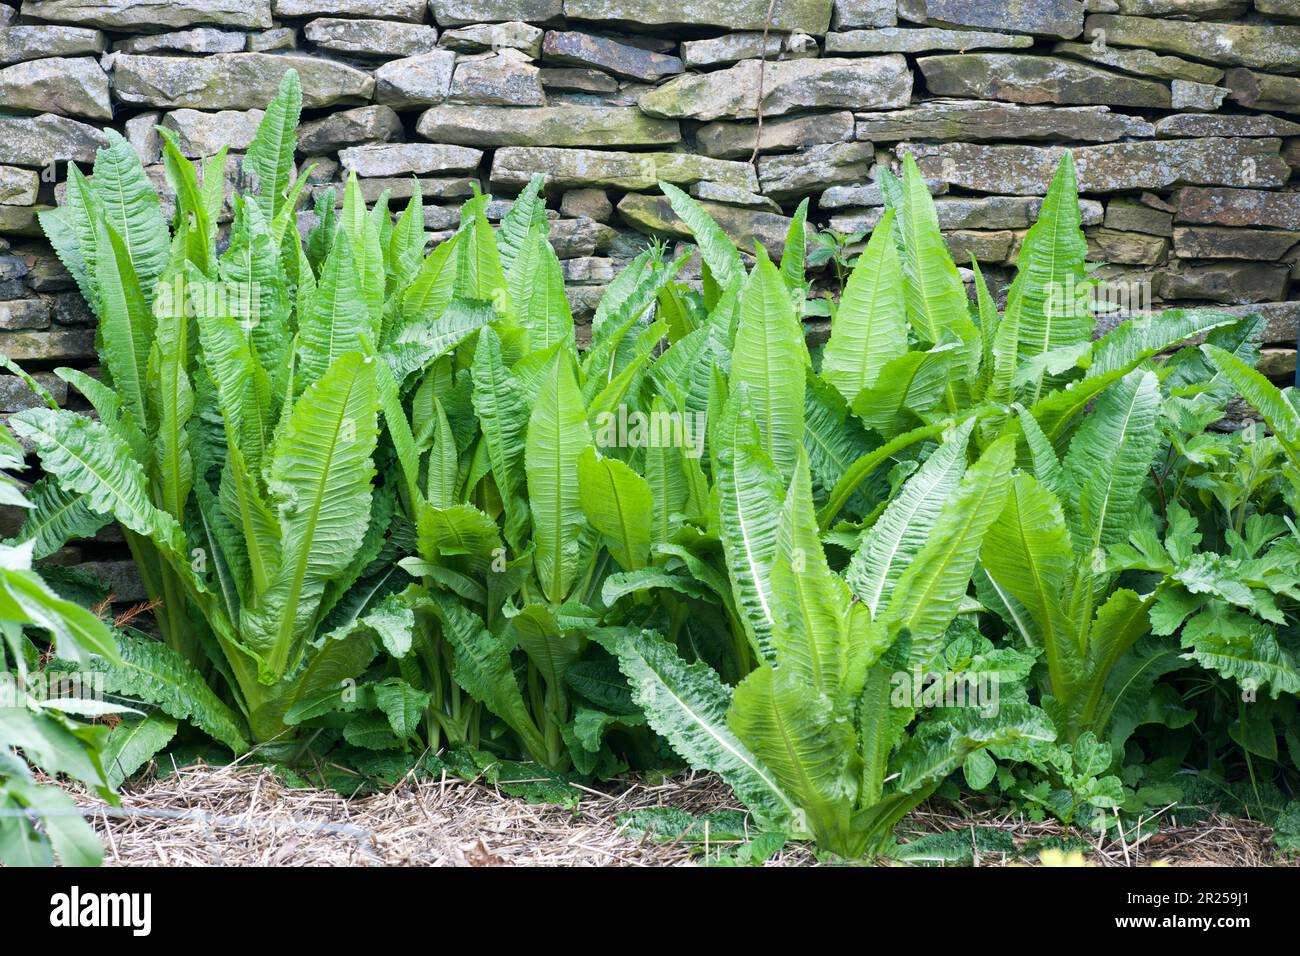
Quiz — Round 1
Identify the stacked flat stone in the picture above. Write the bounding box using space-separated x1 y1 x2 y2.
1 0 1300 590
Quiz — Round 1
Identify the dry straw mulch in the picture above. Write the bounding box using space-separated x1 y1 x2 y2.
69 760 1295 867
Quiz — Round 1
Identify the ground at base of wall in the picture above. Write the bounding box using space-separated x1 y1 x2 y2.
63 763 1295 867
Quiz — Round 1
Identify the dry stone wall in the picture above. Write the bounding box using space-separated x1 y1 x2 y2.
1 0 1299 595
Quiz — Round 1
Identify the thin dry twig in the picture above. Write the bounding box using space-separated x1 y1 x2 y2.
748 0 780 167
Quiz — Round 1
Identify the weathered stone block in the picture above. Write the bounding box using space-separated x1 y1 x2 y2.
640 55 912 121
757 141 873 199
21 0 273 30
854 101 1151 142
560 188 612 222
439 22 542 58
542 30 682 82
416 104 679 148
1224 69 1300 114
1050 41 1222 84
826 27 1032 54
1170 80 1227 112
1158 264 1290 303
832 0 896 28
820 177 945 209
490 147 759 192
0 371 66 411
0 26 106 66
1087 228 1168 265
432 0 562 26
374 50 455 107
918 53 1170 108
0 205 44 234
539 67 617 93
298 105 403 153
697 112 856 159
1104 199 1172 236
113 53 374 109
563 0 834 34
0 256 29 282
899 0 1084 38
304 18 439 58
0 114 107 167
1085 15 1300 75
161 109 264 157
1175 187 1300 230
0 167 39 206
902 139 1292 194
0 57 112 121
0 328 96 361
0 299 52 330
448 50 544 106
1155 113 1300 138
274 0 426 19
946 230 1014 264
339 143 482 176
115 28 247 54
680 33 784 69
344 176 473 202
1113 0 1245 13
690 181 781 211
248 28 297 52
547 218 618 258
1173 226 1300 260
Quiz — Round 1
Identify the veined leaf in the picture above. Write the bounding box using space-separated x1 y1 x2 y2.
577 446 652 572
851 343 958 437
660 181 743 292
817 418 962 531
91 129 169 300
428 589 547 760
1006 153 1089 389
820 209 907 404
715 396 785 663
781 198 809 303
508 602 580 699
772 453 874 699
90 214 154 433
497 173 548 271
14 479 109 559
9 408 186 561
526 352 592 604
1088 308 1239 380
100 713 178 790
886 436 1016 663
597 628 797 829
386 297 494 383
980 474 1078 695
91 628 249 753
729 665 859 833
1061 368 1160 557
802 373 875 512
897 155 978 359
242 69 302 223
848 418 974 616
1203 344 1300 468
472 325 530 550
509 224 574 355
247 353 379 677
731 247 806 479
297 231 372 392
400 234 459 329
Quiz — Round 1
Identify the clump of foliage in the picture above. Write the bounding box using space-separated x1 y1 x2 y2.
0 423 123 866
6 73 1298 861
